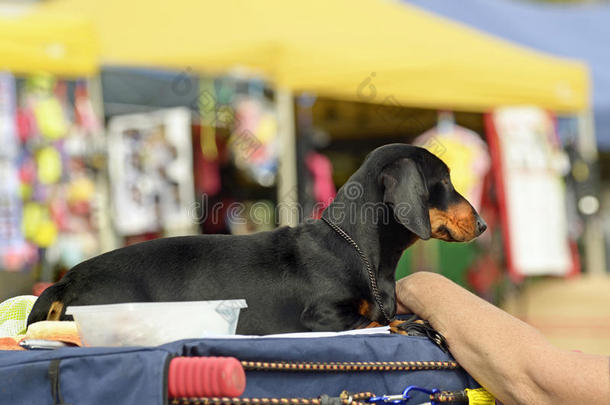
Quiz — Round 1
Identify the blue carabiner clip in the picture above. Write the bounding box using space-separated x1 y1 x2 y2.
368 385 440 405
403 386 440 405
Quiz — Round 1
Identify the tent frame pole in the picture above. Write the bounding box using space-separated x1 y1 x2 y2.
276 89 299 227
578 111 606 275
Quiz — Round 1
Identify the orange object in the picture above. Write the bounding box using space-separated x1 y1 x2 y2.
0 337 23 351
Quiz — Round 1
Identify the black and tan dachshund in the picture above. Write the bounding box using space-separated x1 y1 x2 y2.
28 144 486 335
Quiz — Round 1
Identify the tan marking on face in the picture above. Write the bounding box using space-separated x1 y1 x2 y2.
429 200 479 242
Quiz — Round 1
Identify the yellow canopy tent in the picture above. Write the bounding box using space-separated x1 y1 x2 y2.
0 6 98 76
40 0 589 113
38 0 592 227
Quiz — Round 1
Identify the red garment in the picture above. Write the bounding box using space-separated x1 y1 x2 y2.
305 152 336 219
192 129 222 197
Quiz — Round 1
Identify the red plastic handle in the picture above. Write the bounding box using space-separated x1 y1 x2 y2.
168 356 246 398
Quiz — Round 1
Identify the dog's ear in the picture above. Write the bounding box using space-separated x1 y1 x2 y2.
380 158 431 240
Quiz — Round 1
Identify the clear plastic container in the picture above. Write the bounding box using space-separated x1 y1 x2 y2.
65 300 247 347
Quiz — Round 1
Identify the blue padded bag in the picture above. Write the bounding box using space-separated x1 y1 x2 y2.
164 334 479 403
0 334 478 405
0 346 172 405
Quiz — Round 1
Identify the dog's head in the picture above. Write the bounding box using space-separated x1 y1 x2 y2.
380 147 486 242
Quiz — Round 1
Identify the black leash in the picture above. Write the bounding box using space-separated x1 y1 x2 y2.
321 217 392 324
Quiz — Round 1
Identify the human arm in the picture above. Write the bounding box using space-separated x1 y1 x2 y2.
395 271 610 405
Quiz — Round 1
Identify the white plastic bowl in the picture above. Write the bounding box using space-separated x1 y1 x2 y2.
65 300 247 347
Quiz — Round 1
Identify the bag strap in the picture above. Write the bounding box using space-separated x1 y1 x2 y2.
48 359 72 405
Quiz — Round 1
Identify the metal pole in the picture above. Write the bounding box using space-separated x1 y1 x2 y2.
88 75 119 253
276 89 299 227
578 111 606 275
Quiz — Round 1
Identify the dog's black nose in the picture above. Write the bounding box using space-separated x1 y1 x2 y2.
476 217 487 235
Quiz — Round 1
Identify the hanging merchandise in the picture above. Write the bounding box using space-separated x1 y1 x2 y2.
305 152 336 219
199 77 219 160
0 72 37 272
413 112 491 211
0 161 38 272
229 81 279 187
108 108 195 236
36 147 63 185
195 140 222 197
0 73 18 158
1 73 103 275
485 107 576 278
407 113 492 287
196 77 222 197
25 75 68 141
74 82 102 135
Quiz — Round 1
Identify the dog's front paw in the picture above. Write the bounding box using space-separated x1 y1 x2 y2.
389 316 449 352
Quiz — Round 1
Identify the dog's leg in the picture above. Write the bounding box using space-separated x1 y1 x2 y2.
388 318 416 333
357 300 392 329
301 300 376 332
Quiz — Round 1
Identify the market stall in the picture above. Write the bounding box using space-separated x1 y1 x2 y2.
36 0 592 287
40 0 589 112
0 7 104 298
408 0 608 277
40 0 589 224
0 2 596 404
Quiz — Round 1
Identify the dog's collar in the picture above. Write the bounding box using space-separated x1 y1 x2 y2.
321 217 393 324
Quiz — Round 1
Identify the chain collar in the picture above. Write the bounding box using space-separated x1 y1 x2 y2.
321 217 392 324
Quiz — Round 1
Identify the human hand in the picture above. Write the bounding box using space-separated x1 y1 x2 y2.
395 275 419 315
395 272 446 319
395 281 413 315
